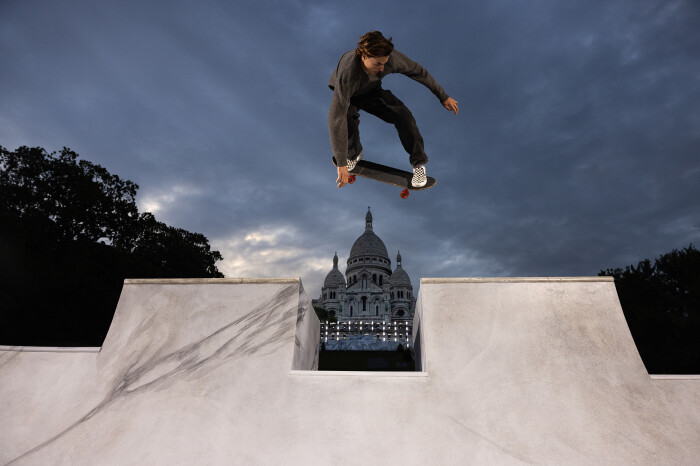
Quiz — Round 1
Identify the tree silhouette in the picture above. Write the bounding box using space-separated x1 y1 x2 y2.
600 244 699 374
0 145 223 346
1 146 138 243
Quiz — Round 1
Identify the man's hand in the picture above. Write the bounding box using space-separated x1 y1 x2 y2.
442 97 459 115
336 166 349 188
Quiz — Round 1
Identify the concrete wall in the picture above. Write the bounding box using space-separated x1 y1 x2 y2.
1 277 698 465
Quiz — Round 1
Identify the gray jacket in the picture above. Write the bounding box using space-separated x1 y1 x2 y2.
328 50 449 167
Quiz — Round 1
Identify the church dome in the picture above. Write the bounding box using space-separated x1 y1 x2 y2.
390 251 412 288
348 207 389 261
323 253 346 288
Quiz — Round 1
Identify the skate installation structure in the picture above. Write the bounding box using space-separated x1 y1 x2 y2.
1 277 698 464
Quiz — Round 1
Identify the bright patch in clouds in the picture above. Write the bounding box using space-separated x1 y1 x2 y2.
244 231 284 246
138 184 203 215
213 225 337 296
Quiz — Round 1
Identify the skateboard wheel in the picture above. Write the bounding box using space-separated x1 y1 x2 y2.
348 175 356 184
400 189 409 199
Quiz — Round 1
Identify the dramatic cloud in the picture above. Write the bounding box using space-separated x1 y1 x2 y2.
2 0 698 296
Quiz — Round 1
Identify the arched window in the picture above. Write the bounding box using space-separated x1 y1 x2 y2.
379 276 383 286
372 274 377 283
362 297 367 313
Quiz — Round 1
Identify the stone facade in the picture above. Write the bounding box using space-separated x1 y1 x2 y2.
315 207 416 324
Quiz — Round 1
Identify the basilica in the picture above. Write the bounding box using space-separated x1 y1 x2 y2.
315 207 416 324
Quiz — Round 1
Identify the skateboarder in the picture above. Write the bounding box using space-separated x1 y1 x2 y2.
329 31 458 189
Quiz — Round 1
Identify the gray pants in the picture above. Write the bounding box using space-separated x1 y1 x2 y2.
347 88 429 168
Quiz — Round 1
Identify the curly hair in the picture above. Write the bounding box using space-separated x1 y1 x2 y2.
354 31 394 58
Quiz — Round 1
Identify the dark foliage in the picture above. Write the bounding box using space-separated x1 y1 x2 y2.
313 305 338 323
600 245 700 374
0 146 223 346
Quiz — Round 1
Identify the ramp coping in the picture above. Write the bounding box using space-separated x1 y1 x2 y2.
649 374 700 380
0 346 101 353
421 277 614 284
124 278 300 285
290 370 428 377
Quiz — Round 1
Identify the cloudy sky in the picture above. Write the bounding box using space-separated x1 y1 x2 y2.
2 0 698 297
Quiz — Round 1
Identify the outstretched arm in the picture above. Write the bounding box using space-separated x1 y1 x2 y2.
391 50 449 103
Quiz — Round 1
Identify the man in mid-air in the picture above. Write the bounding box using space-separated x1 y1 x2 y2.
329 31 459 189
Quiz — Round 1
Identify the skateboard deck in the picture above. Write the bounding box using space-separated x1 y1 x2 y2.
335 158 436 198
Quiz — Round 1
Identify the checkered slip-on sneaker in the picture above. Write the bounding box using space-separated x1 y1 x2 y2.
347 151 363 171
412 165 427 187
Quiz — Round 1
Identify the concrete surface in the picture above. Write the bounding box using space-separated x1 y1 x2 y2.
1 277 698 465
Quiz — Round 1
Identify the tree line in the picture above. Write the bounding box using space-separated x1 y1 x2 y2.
600 244 699 374
0 146 223 346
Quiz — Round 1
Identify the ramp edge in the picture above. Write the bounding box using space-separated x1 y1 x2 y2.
0 346 101 353
290 370 428 377
124 278 300 285
421 277 614 284
649 374 700 380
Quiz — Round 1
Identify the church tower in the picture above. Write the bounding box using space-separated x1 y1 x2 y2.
389 251 415 323
320 252 345 318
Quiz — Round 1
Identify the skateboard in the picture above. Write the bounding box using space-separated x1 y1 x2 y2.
334 158 437 199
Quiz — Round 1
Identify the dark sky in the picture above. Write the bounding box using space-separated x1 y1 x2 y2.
2 0 699 297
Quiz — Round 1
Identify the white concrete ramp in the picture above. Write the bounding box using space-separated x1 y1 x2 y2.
1 277 698 465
